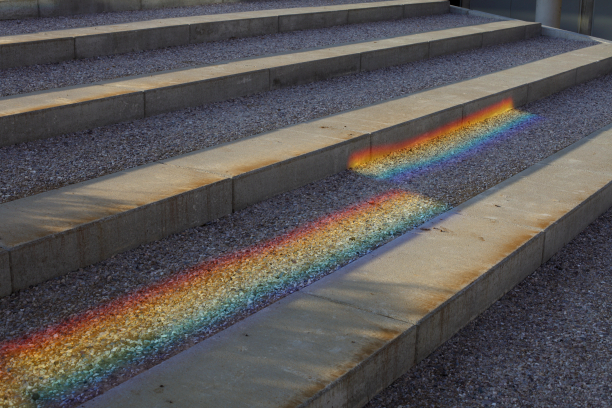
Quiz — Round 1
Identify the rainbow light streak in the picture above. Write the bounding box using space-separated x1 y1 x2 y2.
348 98 516 169
352 109 539 182
0 191 447 407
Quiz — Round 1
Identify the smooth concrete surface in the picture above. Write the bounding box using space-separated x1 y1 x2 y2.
1 40 611 294
0 32 75 68
0 0 223 19
0 248 10 297
0 164 231 291
81 292 415 408
163 123 370 210
80 121 612 408
449 4 611 44
38 0 140 17
0 20 540 147
0 84 145 146
0 0 448 68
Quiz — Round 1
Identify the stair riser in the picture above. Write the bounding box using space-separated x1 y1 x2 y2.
0 21 539 147
79 122 612 407
0 1 449 68
1 43 610 297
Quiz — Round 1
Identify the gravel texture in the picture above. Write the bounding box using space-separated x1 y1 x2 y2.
366 205 612 408
0 0 401 36
0 36 593 204
0 14 495 98
1 70 611 406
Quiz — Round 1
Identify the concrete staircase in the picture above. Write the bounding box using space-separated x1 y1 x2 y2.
1 1 611 407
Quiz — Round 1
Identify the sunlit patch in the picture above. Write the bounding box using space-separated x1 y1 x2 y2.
350 104 538 181
0 190 446 407
348 98 517 169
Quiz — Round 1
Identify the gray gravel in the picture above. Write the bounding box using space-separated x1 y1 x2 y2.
366 205 612 408
0 14 495 98
0 0 392 36
1 69 612 407
0 36 593 204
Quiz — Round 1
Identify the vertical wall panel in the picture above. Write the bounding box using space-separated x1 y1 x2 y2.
511 0 536 22
592 0 612 40
470 0 513 18
560 0 581 32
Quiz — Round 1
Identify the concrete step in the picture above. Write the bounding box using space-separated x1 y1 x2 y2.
0 0 448 69
0 19 539 147
0 0 439 20
1 42 610 297
79 119 612 408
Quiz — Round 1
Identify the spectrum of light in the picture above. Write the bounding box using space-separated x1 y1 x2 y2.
0 191 446 407
351 108 538 181
0 97 538 407
348 98 519 170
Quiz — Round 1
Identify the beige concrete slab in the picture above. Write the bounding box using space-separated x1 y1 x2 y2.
476 21 529 47
542 138 612 176
412 217 544 362
142 69 270 117
552 43 612 84
76 115 612 408
453 164 607 229
371 105 465 148
0 34 74 69
0 20 543 146
231 136 370 210
75 24 190 59
162 129 353 176
270 50 361 89
81 292 414 408
39 0 140 17
0 248 10 298
0 1 437 67
522 56 583 102
303 212 541 326
189 15 278 43
3 29 611 293
0 85 144 146
347 4 404 24
403 0 449 17
360 38 429 71
315 114 395 135
1 164 231 290
425 26 483 58
140 0 223 10
541 180 612 264
279 9 349 32
163 125 370 210
355 90 465 148
460 74 530 115
585 122 612 145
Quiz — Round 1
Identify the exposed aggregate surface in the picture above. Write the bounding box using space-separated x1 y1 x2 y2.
366 205 612 408
1 69 612 406
0 36 593 204
0 14 495 98
0 0 404 36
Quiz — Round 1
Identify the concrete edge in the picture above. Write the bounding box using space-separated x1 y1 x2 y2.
0 0 448 68
449 4 611 44
79 116 612 408
0 247 10 297
541 26 612 45
302 124 612 407
1 39 611 296
0 19 540 147
0 0 446 20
